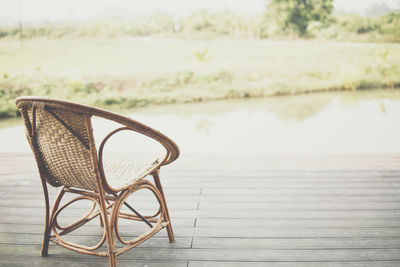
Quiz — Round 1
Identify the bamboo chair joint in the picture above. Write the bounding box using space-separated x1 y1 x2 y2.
16 97 180 267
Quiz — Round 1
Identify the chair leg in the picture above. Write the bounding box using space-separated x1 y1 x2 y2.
41 226 51 256
108 250 117 267
105 221 117 267
40 179 51 257
152 169 175 243
98 188 118 267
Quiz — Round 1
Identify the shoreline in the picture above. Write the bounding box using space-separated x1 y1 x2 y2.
1 86 399 128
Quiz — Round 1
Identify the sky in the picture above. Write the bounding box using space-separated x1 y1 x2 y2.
0 0 399 25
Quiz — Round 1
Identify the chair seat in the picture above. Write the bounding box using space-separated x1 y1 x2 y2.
102 156 161 189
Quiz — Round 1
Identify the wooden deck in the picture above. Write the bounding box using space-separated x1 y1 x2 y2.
1 153 400 266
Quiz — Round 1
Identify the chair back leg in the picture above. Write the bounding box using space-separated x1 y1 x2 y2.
41 227 51 257
40 178 51 256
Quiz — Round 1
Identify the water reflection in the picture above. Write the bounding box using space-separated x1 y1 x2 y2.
116 89 400 155
133 89 400 122
1 89 400 155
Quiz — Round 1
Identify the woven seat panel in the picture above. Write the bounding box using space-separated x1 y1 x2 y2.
102 156 160 189
33 108 98 191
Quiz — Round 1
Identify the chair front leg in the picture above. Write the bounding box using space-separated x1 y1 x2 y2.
97 189 117 267
152 169 175 243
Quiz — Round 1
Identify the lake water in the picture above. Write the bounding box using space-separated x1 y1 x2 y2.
1 90 400 155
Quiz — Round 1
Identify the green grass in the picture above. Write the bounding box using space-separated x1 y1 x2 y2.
1 38 400 119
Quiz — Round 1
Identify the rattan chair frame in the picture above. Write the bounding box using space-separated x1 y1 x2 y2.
16 96 180 267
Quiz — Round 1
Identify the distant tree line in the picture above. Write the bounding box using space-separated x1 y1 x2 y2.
0 0 399 42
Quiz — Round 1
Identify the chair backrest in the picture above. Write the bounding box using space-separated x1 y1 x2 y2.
17 98 100 191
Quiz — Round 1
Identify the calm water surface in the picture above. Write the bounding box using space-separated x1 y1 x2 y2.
1 90 400 155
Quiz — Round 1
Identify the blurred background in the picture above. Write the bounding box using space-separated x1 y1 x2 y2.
0 0 399 155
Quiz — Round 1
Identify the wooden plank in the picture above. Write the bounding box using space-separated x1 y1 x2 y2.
172 154 400 171
161 176 400 183
201 188 400 195
0 193 201 202
0 207 191 217
3 199 400 211
1 187 200 196
5 171 400 180
3 180 400 189
0 198 198 209
2 176 400 189
3 199 400 210
168 170 400 177
7 193 400 203
5 184 400 201
192 237 400 249
165 169 400 176
188 261 400 267
5 234 400 251
0 216 195 227
0 233 192 248
166 170 400 176
98 248 400 262
162 180 400 188
197 195 400 202
1 224 400 238
0 256 187 267
1 245 400 262
195 209 400 219
198 201 400 210
3 207 400 219
4 193 400 202
95 226 400 238
196 218 400 228
4 216 399 229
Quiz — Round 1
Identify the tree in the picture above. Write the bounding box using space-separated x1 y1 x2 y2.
267 0 334 36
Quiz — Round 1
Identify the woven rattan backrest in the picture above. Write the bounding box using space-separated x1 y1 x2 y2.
18 100 99 191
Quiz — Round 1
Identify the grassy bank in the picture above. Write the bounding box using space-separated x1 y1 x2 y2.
1 38 400 119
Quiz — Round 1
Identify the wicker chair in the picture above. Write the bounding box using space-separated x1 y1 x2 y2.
16 96 179 267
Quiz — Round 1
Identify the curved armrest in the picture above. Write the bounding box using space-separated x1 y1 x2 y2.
98 118 179 166
97 124 179 193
